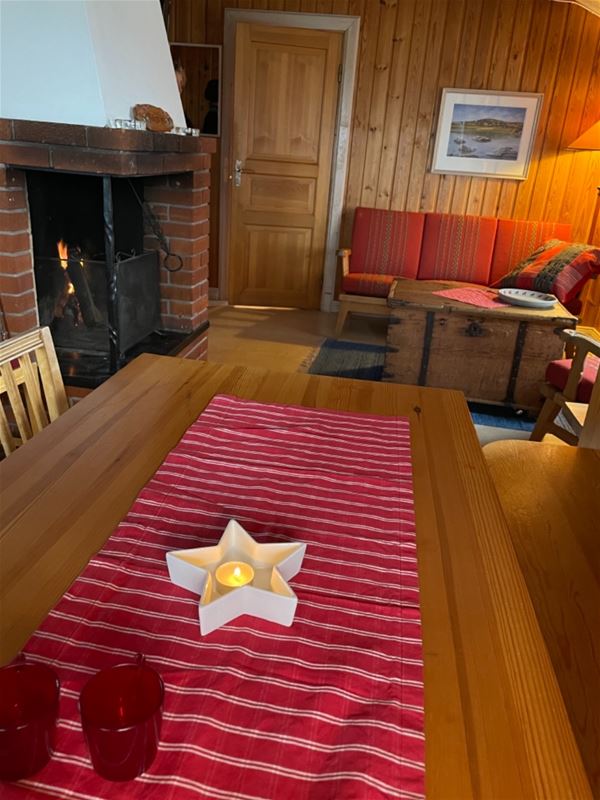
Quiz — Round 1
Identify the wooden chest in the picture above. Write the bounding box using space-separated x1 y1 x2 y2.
384 280 577 410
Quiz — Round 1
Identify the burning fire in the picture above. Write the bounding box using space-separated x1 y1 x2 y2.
57 239 68 268
57 239 75 295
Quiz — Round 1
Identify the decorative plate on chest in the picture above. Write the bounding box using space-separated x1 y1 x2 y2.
498 288 557 309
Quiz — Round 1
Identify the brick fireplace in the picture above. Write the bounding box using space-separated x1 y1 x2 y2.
0 118 214 383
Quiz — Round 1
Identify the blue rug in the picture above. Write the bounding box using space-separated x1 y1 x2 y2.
468 402 534 430
308 339 535 430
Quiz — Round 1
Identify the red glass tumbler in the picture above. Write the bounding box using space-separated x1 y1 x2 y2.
0 660 60 781
79 656 164 781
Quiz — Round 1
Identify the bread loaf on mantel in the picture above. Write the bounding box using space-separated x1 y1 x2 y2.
132 104 174 132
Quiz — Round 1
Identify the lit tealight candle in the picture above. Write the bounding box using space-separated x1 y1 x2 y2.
215 561 254 594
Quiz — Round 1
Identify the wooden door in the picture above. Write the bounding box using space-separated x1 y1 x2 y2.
229 23 342 308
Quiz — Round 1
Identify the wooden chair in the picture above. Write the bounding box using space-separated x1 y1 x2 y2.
0 327 69 456
530 329 600 448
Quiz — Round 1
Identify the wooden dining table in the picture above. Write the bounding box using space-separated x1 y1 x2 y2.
0 354 591 798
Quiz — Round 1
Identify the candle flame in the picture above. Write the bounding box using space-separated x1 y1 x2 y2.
215 561 254 591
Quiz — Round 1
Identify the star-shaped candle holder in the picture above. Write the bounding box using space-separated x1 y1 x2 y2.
166 519 306 635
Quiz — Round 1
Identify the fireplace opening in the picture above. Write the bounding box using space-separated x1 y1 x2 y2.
26 170 174 384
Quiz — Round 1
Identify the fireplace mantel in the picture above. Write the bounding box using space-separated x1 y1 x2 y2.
0 118 216 177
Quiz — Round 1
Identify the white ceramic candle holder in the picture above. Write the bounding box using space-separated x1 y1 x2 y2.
166 519 306 636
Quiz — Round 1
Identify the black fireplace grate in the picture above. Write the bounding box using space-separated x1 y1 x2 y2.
27 170 173 380
34 251 160 356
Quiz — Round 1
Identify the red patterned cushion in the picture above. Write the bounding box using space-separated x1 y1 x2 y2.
350 208 425 279
493 240 600 303
342 272 394 297
417 213 498 284
490 219 572 285
545 354 599 403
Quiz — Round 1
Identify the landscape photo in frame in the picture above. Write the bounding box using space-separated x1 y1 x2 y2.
431 89 543 180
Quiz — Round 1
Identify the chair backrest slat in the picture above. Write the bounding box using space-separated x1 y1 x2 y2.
36 329 69 420
0 363 33 443
0 327 68 457
0 402 16 454
20 353 50 433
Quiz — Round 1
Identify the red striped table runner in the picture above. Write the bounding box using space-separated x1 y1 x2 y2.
8 395 425 800
432 286 506 309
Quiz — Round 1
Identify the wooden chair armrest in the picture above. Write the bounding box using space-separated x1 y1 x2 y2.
558 329 600 358
337 248 351 278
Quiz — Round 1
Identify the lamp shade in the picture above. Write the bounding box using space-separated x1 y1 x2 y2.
567 121 600 151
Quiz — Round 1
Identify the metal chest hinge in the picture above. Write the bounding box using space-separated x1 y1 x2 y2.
504 321 528 405
418 311 436 386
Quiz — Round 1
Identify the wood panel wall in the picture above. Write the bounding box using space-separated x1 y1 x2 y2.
166 0 600 293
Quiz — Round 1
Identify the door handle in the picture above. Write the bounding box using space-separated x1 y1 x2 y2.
234 159 243 187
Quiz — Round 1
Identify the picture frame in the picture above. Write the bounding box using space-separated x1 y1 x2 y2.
431 88 543 180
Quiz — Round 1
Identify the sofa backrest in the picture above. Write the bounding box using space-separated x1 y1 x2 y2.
346 208 573 289
350 208 425 279
417 213 498 285
489 219 573 284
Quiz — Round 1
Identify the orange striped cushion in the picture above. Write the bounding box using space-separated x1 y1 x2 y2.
350 208 425 279
417 214 498 285
342 273 395 297
490 219 572 284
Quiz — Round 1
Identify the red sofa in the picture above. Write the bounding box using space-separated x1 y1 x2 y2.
336 208 575 336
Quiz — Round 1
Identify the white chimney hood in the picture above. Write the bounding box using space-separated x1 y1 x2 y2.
0 0 186 129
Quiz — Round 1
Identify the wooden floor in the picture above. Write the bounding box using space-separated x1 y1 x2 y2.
64 311 598 408
207 306 599 374
63 307 600 406
206 304 387 371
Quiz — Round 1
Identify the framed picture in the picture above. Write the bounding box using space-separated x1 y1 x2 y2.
431 88 543 180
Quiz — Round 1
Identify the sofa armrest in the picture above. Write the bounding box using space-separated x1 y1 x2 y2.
337 248 351 277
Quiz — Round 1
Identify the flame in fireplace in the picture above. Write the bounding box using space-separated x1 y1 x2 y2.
57 240 75 295
57 239 68 268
